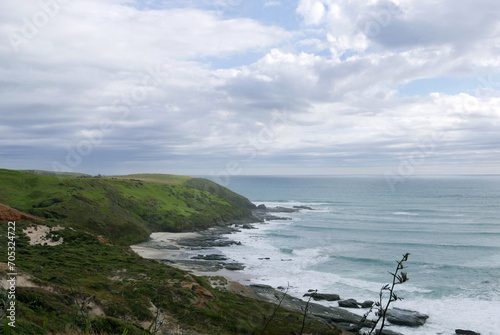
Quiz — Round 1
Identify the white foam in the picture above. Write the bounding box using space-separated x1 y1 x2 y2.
219 203 500 335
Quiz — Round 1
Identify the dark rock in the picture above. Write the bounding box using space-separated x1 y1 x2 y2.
335 322 360 332
376 329 404 335
257 204 267 209
241 224 256 229
303 293 341 301
190 254 228 261
249 285 370 327
386 308 429 327
224 262 245 271
269 206 299 213
293 205 314 210
360 300 375 308
250 284 274 289
456 330 481 335
258 257 270 260
252 211 292 221
338 299 360 308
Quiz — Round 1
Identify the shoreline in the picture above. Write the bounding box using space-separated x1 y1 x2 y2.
131 227 255 282
130 204 466 335
130 210 377 334
131 226 262 302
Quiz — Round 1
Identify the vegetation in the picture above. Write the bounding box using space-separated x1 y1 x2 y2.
0 169 339 334
0 169 254 244
359 253 410 335
21 170 92 178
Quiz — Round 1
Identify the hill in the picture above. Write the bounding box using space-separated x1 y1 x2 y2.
0 169 340 335
0 169 256 244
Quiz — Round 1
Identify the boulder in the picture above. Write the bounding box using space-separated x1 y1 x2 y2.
249 284 273 289
386 308 429 327
376 329 404 335
338 299 360 308
224 262 245 271
191 254 228 261
241 224 256 229
456 330 481 335
257 204 267 209
335 322 360 332
360 300 375 308
293 205 314 210
303 292 341 301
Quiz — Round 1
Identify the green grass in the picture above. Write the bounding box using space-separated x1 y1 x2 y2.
0 168 340 334
21 170 92 178
0 221 339 334
112 173 193 185
0 169 253 244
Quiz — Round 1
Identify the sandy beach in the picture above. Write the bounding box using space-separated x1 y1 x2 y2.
130 228 254 284
131 231 201 258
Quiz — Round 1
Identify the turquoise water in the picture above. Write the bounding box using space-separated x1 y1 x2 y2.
217 176 500 334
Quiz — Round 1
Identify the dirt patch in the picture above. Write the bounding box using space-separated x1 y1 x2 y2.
22 225 65 246
180 282 215 307
207 276 259 300
96 235 112 245
0 264 55 293
0 203 42 222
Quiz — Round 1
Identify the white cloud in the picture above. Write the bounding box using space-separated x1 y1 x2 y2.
297 0 326 26
0 0 499 175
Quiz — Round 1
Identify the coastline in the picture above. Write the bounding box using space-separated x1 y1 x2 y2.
131 227 255 283
130 209 377 334
131 203 476 335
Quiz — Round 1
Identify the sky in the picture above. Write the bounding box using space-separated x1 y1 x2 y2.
1 0 500 178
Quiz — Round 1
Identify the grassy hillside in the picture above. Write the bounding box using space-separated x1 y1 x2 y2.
0 221 338 335
0 169 254 244
113 173 193 185
0 169 340 335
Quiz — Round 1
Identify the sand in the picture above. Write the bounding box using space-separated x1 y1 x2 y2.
130 230 255 294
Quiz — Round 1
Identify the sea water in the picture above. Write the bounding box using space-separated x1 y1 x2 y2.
215 176 500 335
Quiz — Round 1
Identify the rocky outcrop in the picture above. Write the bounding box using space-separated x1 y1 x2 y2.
360 300 374 308
377 329 404 335
293 205 314 210
191 254 228 261
386 308 429 327
338 299 360 308
250 285 373 332
455 330 481 335
303 292 341 301
252 205 301 221
224 262 245 271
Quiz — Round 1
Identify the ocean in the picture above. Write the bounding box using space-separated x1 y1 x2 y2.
213 175 500 335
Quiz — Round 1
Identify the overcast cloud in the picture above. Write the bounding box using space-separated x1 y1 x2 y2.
1 0 499 177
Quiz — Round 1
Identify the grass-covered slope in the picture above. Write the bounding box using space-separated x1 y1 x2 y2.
0 169 254 244
0 169 340 334
0 220 338 335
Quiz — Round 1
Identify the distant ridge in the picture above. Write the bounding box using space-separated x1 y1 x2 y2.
21 169 92 178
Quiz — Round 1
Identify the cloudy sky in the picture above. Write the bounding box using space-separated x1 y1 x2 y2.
1 0 500 177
